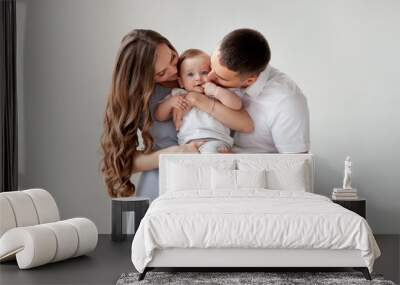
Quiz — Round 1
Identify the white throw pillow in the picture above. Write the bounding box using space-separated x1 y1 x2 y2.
237 169 267 189
211 168 236 190
211 168 267 190
267 162 307 191
238 159 309 191
166 160 235 192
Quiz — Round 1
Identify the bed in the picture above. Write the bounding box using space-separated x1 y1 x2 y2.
131 154 380 280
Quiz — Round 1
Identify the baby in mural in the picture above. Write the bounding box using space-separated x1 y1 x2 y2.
154 49 243 153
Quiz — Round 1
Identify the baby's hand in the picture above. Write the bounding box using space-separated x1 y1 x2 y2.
203 82 220 97
168 95 191 112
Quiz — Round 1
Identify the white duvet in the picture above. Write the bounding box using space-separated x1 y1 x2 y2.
131 190 380 273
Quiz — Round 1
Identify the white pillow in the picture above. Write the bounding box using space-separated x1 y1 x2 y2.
267 162 307 191
211 168 267 190
211 168 236 190
166 160 235 192
237 169 267 189
238 159 309 191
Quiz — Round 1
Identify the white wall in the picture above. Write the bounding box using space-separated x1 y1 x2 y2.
17 0 400 234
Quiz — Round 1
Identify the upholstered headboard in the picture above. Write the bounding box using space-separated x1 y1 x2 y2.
159 154 314 195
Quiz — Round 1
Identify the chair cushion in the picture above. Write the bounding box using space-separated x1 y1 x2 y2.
0 189 60 237
0 196 17 237
24 189 60 223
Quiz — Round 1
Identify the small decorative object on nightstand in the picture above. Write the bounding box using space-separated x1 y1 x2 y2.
332 198 366 219
111 196 150 242
342 156 353 190
332 157 366 218
332 156 359 200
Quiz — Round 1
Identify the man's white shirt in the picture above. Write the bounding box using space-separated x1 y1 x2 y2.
233 65 310 153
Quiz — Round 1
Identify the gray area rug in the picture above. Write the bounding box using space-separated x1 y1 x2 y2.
116 271 396 285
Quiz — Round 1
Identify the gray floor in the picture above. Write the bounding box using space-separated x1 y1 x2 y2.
0 235 399 285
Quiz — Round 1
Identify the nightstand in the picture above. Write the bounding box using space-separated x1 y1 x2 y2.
111 197 150 242
332 198 366 219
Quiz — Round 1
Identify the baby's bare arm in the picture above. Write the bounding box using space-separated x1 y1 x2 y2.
203 82 242 110
214 88 242 110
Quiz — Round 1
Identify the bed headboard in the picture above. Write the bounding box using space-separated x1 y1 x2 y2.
159 153 314 196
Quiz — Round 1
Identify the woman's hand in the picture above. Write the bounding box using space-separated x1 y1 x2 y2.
185 91 203 106
172 94 194 130
172 108 184 130
154 94 191 122
168 95 191 112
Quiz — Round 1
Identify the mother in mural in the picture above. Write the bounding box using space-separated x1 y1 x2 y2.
100 29 253 199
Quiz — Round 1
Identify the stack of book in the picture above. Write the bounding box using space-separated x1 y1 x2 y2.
332 188 358 200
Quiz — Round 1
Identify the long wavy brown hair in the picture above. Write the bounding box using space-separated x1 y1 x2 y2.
100 29 176 197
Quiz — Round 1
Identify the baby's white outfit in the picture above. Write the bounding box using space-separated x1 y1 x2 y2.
171 88 241 153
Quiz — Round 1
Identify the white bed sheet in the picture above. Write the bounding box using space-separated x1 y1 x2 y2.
131 190 380 273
